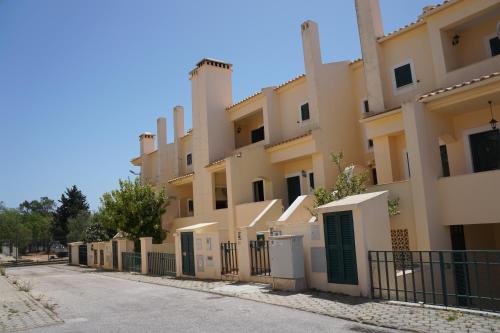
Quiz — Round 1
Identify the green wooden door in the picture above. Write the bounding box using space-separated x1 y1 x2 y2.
323 211 358 285
181 232 195 276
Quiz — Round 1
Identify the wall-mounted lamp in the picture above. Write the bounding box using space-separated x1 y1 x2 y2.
301 170 307 178
489 101 497 130
452 34 460 46
236 126 242 134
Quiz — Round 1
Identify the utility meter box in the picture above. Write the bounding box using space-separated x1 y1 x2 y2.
269 235 304 279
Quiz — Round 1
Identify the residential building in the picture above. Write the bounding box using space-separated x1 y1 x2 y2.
131 0 500 285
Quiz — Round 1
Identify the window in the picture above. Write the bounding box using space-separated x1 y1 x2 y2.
363 99 370 113
187 199 194 214
300 103 310 121
440 145 450 177
186 153 192 166
250 126 265 143
394 63 414 88
253 180 264 202
308 172 315 190
94 250 98 264
489 37 500 57
372 168 378 185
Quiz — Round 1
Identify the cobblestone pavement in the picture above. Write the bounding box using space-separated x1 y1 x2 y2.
56 265 499 333
0 275 61 332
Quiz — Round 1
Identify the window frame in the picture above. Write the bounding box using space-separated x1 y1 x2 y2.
307 170 315 193
360 98 370 114
391 59 417 95
299 102 310 123
484 33 500 57
187 198 194 214
250 124 265 144
186 152 192 166
252 179 265 202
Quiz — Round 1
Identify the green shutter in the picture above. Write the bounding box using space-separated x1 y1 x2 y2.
323 211 358 285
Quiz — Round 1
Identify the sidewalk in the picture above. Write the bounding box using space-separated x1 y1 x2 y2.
57 264 499 333
0 275 61 332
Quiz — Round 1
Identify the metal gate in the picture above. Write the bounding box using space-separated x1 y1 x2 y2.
249 240 270 275
122 252 141 273
78 245 87 266
220 242 238 275
369 250 500 312
112 241 118 270
148 252 176 276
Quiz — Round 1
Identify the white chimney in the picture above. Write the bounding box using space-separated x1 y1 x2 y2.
157 117 168 183
173 106 185 141
139 132 155 156
355 0 385 113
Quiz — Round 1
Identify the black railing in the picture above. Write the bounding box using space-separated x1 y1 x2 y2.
220 242 238 275
250 240 271 276
122 252 141 273
369 250 500 312
148 252 176 276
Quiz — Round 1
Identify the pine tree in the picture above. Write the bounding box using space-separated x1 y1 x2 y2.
53 185 89 244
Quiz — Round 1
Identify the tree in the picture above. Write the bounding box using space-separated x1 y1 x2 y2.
100 178 169 246
19 197 55 217
83 212 114 243
67 212 91 243
329 152 368 201
311 151 368 213
53 186 89 244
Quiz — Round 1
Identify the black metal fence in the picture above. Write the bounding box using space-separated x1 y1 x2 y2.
250 240 271 276
369 250 500 312
122 252 141 273
220 242 238 275
148 252 176 276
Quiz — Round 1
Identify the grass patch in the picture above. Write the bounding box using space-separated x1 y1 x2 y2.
17 280 32 292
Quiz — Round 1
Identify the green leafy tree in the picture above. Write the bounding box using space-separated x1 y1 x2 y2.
83 211 114 243
19 197 55 217
53 186 89 244
311 151 368 213
67 212 91 243
100 178 169 246
0 208 32 251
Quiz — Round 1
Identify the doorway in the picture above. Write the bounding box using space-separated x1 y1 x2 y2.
181 232 195 276
286 176 301 207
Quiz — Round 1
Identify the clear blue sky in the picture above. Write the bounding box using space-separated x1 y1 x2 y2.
0 0 432 210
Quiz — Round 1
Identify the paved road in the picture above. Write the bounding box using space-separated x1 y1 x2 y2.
7 265 401 333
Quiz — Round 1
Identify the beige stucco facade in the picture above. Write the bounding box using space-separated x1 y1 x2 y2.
131 0 500 287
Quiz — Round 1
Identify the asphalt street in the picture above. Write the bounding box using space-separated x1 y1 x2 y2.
6 265 402 333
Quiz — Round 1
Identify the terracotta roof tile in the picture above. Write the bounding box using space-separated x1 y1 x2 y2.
226 91 263 111
418 72 500 101
274 73 306 91
265 131 312 150
205 158 226 168
167 172 194 184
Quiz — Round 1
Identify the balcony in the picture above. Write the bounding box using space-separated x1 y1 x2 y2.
438 169 500 226
234 109 265 149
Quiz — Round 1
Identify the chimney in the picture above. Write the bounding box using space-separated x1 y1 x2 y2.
300 20 322 126
301 21 322 73
157 117 168 182
139 132 155 156
355 0 385 113
190 58 234 166
173 106 185 141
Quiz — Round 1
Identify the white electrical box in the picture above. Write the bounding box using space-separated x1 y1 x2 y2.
269 235 304 279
